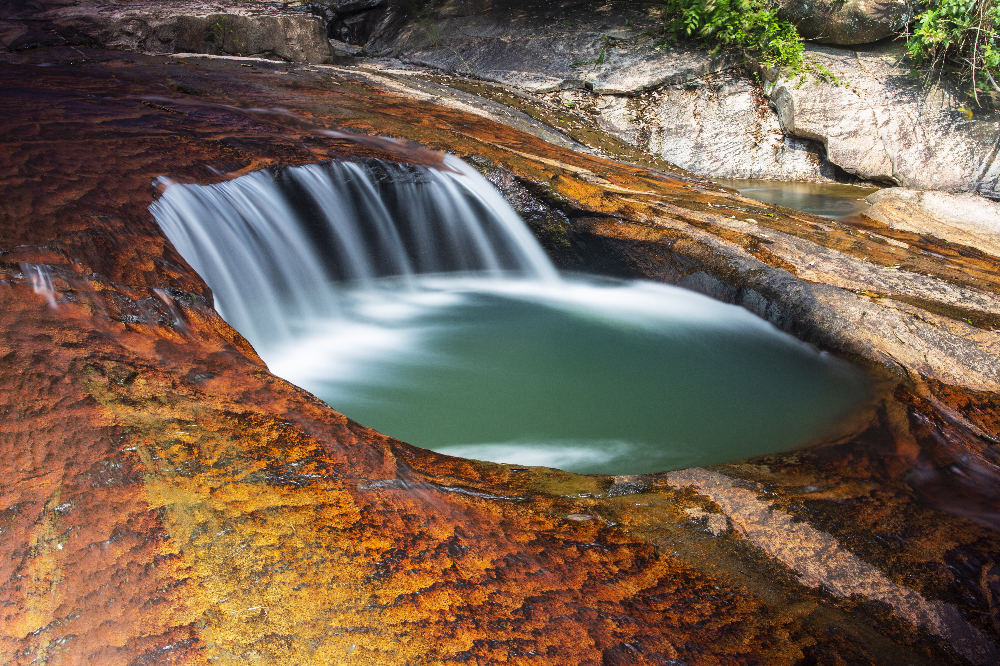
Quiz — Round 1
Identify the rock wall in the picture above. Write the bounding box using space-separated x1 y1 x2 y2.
0 0 334 63
349 0 999 193
768 43 1000 193
573 72 838 181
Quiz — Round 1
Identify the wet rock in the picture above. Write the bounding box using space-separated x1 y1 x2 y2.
778 0 915 45
2 47 999 665
863 188 1000 257
667 468 1000 666
683 506 729 535
606 475 651 497
769 43 1000 194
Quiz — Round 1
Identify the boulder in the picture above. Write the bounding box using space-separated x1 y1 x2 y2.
778 0 916 45
175 14 333 63
768 43 1000 193
1 0 333 63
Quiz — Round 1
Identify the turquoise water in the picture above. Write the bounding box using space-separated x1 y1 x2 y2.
266 276 869 475
153 158 871 476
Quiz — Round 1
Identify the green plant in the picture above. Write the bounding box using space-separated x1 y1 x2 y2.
660 0 804 69
906 0 999 104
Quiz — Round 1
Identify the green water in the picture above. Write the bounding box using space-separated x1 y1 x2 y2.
715 178 881 219
267 277 869 475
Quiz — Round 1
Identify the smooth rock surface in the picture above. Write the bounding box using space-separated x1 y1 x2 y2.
365 0 735 93
769 43 1000 193
778 0 915 45
1 44 999 665
864 188 1000 257
573 72 838 181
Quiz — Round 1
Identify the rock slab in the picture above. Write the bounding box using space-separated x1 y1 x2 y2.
864 188 1000 257
366 0 736 93
769 43 1000 194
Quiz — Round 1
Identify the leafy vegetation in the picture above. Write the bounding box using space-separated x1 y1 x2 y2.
659 0 804 69
906 0 1000 103
658 0 1000 98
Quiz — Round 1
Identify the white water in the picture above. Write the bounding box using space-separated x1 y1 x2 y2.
153 155 556 344
151 155 869 474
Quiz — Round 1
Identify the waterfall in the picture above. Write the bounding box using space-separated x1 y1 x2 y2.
150 152 867 476
152 154 557 345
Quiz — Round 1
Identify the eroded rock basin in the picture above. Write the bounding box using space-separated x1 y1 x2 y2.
150 158 869 475
1 47 999 665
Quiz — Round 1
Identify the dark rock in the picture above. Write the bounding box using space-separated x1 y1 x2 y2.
330 7 388 46
175 14 333 63
329 37 362 56
778 0 915 45
7 28 65 50
333 0 387 14
3 0 334 64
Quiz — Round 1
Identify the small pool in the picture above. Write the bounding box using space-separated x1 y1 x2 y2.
714 178 881 219
265 276 870 475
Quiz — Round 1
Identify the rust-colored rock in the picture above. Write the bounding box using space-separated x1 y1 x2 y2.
1 44 998 665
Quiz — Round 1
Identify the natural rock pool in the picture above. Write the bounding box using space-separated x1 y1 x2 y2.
714 178 881 219
6 45 1000 665
265 276 868 474
153 156 869 475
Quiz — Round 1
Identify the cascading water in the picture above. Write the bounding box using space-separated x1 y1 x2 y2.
153 157 556 344
152 154 869 474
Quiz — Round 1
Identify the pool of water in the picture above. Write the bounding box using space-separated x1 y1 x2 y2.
263 275 870 475
152 158 873 476
714 178 881 219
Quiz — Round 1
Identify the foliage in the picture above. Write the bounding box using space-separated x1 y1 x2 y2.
906 0 1000 103
660 0 804 69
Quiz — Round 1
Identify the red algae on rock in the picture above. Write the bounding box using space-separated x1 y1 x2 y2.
0 45 998 665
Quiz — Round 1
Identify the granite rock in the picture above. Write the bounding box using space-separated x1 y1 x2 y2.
578 72 837 181
864 188 1000 257
769 43 1000 193
365 0 735 93
2 45 999 664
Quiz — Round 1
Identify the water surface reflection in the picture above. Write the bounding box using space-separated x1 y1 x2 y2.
715 178 881 219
